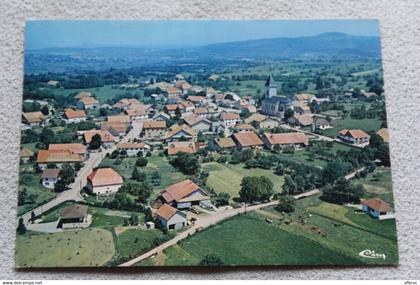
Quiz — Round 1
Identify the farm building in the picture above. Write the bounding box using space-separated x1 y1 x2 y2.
244 113 279 129
86 168 123 195
262 132 309 150
117 142 151 156
214 137 237 153
83 130 117 149
167 141 199 156
22 111 48 127
158 179 211 209
48 143 87 160
338 129 370 147
312 117 331 130
59 204 91 229
164 124 197 142
231 132 264 150
63 108 87 124
77 96 100 110
361 198 395 220
36 150 84 171
156 203 187 231
287 114 313 127
183 114 212 133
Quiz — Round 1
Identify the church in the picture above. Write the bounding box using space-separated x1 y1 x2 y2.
261 75 293 118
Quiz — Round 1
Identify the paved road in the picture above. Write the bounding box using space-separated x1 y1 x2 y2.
26 220 62 233
121 120 143 143
19 147 115 225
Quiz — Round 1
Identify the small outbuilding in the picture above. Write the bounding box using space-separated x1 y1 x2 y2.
41 168 60 189
361 198 395 220
59 204 91 229
156 204 187 231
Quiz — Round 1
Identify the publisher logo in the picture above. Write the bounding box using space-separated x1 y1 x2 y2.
358 249 386 260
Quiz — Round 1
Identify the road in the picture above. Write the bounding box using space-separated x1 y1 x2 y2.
19 146 115 225
118 189 320 267
121 120 143 143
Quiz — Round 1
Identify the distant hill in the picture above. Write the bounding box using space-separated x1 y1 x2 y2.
191 32 381 59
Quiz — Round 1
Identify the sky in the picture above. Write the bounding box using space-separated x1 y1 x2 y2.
25 20 380 50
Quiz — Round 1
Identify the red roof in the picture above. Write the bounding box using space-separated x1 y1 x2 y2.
362 198 394 212
263 132 309 146
232 132 263 147
221 112 240 121
64 108 86 119
161 179 203 203
156 204 179 220
87 168 123 187
48 143 87 155
143 120 166 129
339 129 370 139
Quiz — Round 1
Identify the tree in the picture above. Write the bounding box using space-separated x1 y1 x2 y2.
129 214 139 226
212 192 230 207
75 162 82 172
282 175 297 195
284 108 294 120
198 254 224 266
131 167 141 181
322 159 349 184
40 127 55 147
169 153 200 175
59 163 75 186
239 176 274 203
89 134 102 150
245 159 258 169
120 181 153 204
274 164 284 176
275 195 295 213
135 157 148 167
16 218 26 235
321 177 365 204
144 207 153 222
375 144 390 166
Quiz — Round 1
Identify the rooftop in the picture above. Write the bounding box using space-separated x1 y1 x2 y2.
87 168 123 187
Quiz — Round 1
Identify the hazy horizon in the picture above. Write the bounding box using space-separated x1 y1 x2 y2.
25 20 380 50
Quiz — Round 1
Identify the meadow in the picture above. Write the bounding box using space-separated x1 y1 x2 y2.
321 117 383 138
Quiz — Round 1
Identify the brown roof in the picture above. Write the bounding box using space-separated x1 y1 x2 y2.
161 179 204 203
377 128 389 143
232 132 263 147
61 204 88 220
156 204 179 221
124 108 147 117
194 107 208 114
20 148 33 158
74 92 92 99
22 112 46 124
37 150 83 164
167 86 182 94
294 114 313 126
165 124 196 139
78 96 99 105
48 143 87 155
178 101 194 109
244 113 267 124
235 123 254 130
183 114 210 127
221 112 240 121
83 130 116 143
101 122 129 134
143 120 166 129
41 168 60 179
107 115 130 123
362 198 394 212
263 132 309 146
187 96 206 102
112 98 141 109
64 108 87 119
339 129 370 139
215 137 236 149
117 142 150 149
167 141 199 155
164 104 178 111
87 168 123 187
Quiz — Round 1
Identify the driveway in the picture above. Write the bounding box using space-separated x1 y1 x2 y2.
27 220 62 233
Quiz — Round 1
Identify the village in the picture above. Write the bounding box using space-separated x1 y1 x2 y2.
16 66 397 267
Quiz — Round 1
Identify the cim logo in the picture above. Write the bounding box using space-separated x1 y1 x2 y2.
358 249 386 260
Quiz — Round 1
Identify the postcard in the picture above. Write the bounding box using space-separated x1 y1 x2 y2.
16 20 397 267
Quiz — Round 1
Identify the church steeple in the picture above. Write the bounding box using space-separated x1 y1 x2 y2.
265 74 277 98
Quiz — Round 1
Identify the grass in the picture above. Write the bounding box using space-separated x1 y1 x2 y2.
355 167 394 204
18 171 57 216
202 162 284 198
321 117 383 138
115 228 166 260
15 228 115 267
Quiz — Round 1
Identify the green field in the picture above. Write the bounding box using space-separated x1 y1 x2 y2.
202 162 284 198
321 117 383 137
18 171 57 216
138 195 397 266
15 228 115 267
115 228 167 261
355 167 394 203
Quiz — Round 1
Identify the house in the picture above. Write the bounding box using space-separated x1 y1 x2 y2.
124 104 153 120
59 204 91 229
63 108 87 124
205 87 218 99
117 142 151 156
175 80 192 95
165 124 197 142
74 92 92 100
312 116 331 131
261 75 293 118
187 95 207 106
183 114 212 133
22 111 47 126
177 101 195 113
107 115 131 124
262 133 309 150
188 85 205 96
377 128 389 143
112 98 141 110
293 102 311 115
338 129 370 147
141 120 166 140
360 91 379 101
101 121 129 137
232 132 263 150
153 112 171 122
287 114 313 127
20 148 33 163
83 130 117 148
41 168 60 189
214 137 236 153
77 96 100 110
48 143 88 160
37 150 84 171
158 179 211 209
164 104 178 117
244 113 279 129
193 107 216 119
220 112 241 127
167 141 199 156
156 204 187 230
294 93 316 105
361 198 395 220
234 123 255 133
86 168 123 195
